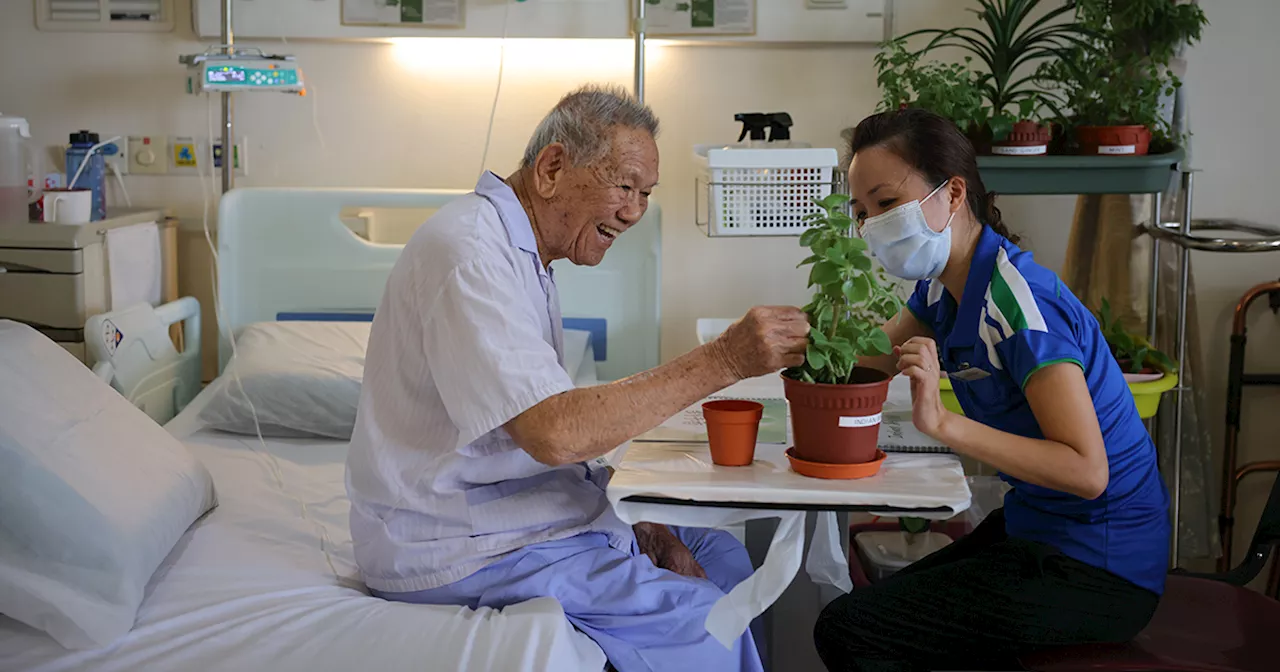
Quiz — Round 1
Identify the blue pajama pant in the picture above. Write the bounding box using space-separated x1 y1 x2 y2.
374 527 764 672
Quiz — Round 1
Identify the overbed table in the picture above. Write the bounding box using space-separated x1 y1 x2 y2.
607 428 972 672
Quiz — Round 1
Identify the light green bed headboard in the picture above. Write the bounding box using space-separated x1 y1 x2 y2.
215 187 660 381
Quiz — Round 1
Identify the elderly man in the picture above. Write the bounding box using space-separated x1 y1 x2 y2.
346 85 809 672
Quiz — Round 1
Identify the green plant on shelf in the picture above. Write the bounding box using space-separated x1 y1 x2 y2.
874 39 996 137
876 0 1088 140
1095 297 1177 375
1035 0 1208 147
786 194 904 386
899 0 1089 113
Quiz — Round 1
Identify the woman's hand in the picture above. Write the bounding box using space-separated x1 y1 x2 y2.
895 336 950 439
633 522 707 580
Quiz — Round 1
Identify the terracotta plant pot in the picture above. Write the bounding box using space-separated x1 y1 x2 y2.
965 123 994 155
782 367 891 465
1075 125 1152 156
991 120 1051 156
702 399 763 467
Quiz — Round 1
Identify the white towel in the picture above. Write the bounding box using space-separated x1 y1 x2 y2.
105 222 162 309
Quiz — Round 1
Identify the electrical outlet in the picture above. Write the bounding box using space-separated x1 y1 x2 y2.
128 135 168 175
212 137 248 176
101 135 129 176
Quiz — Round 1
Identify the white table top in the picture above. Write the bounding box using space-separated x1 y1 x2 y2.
608 442 971 518
605 373 972 518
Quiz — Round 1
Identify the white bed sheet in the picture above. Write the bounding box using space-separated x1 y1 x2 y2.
0 409 606 672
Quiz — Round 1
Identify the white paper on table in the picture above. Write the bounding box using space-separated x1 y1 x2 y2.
610 500 805 649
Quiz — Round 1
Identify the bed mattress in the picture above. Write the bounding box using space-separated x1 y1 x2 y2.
0 426 606 672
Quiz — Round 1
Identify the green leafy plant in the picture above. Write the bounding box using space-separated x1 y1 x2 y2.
874 0 1086 143
1035 0 1207 145
898 0 1092 116
874 39 994 136
1095 297 1177 374
786 194 904 385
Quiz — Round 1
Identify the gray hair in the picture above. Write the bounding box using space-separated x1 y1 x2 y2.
520 85 660 170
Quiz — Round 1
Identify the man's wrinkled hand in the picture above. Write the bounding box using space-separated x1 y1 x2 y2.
633 522 706 580
712 306 810 380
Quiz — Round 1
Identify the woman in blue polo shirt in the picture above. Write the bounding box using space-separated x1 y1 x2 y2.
813 108 1171 672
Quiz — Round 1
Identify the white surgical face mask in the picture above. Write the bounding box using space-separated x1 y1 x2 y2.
859 180 955 280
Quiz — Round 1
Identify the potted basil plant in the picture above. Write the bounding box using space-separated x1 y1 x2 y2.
784 194 904 478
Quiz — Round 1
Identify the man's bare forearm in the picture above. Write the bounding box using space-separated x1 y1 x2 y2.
507 341 743 465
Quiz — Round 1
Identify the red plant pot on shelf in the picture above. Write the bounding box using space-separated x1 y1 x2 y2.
1075 125 1152 156
991 121 1052 156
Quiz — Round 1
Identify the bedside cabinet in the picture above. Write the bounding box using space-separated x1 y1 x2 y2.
0 209 178 361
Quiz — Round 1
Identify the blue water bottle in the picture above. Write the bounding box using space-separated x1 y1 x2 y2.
66 130 106 221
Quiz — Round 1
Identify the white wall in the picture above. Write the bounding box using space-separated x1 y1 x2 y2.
2 0 1276 564
1178 0 1280 572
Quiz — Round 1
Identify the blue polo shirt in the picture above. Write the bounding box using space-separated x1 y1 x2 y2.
907 225 1170 595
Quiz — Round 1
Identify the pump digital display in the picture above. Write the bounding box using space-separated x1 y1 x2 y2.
207 68 247 83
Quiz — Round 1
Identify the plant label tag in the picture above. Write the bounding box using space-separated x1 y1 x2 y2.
839 413 882 428
992 144 1047 156
948 367 991 382
1098 144 1137 155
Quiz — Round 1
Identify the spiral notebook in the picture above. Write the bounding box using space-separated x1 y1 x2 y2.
877 412 951 453
876 378 952 453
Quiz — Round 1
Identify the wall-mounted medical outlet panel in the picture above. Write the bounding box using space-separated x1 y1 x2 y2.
128 135 168 175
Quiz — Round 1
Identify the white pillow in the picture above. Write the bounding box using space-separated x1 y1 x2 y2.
197 321 369 439
0 321 216 650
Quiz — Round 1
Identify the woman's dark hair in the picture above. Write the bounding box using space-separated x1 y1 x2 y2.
849 108 1018 244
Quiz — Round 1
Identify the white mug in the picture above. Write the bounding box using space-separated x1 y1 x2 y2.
42 189 92 224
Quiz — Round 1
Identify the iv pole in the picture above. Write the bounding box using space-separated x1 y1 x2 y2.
221 0 235 194
633 0 646 102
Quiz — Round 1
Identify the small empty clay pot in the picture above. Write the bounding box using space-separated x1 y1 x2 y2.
702 400 764 467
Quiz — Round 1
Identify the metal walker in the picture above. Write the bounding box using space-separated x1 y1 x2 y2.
1215 279 1280 594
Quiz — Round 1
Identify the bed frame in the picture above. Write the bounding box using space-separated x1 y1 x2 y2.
87 297 203 425
216 188 661 382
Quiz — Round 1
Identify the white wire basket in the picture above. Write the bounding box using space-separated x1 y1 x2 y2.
694 145 842 237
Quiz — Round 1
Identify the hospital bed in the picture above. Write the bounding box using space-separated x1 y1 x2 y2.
0 187 662 671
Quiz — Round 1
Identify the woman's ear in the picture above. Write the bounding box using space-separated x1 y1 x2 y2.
946 176 968 215
532 143 568 199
